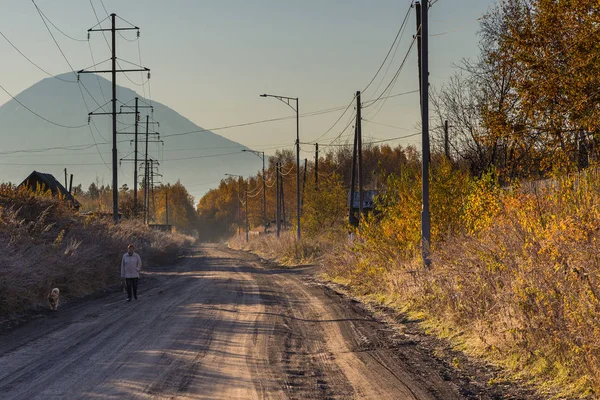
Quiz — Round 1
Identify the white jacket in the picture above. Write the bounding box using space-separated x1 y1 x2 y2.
121 252 142 278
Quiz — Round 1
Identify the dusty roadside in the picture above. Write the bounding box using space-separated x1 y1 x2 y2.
240 247 550 400
0 243 547 399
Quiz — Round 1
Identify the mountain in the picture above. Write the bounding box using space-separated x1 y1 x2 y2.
0 73 263 203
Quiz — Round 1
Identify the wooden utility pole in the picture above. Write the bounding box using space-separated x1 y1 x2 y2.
276 163 280 238
444 120 450 160
314 143 319 191
245 189 249 243
237 178 241 236
69 174 73 194
64 168 68 189
280 169 286 227
80 14 149 224
301 158 307 208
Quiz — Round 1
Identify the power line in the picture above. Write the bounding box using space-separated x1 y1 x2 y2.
363 118 417 132
0 83 88 129
305 95 356 144
363 35 417 108
0 30 76 83
362 3 414 94
33 2 88 42
316 132 421 147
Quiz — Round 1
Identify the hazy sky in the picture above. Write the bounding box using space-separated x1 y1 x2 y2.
0 0 496 192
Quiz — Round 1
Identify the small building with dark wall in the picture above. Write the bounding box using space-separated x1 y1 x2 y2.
18 171 81 209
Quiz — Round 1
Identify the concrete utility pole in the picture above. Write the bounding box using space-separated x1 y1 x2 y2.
416 2 422 107
419 0 431 265
144 116 149 224
349 112 358 227
165 190 169 225
260 94 300 240
79 14 149 224
134 97 139 216
356 91 363 221
314 143 319 191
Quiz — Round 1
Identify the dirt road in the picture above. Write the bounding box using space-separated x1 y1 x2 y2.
0 244 479 399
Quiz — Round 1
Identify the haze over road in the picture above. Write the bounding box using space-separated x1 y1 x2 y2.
0 244 464 399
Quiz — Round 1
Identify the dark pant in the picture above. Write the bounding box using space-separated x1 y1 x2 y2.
125 278 139 299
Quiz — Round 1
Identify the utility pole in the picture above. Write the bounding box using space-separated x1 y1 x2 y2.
119 98 155 217
349 114 358 227
64 168 68 189
356 91 363 221
245 189 249 242
276 163 280 238
242 149 267 233
69 174 73 194
144 116 149 224
134 97 139 216
315 143 319 191
263 156 267 234
301 158 307 208
444 120 450 160
416 1 422 106
225 174 244 236
280 169 286 227
79 14 149 224
420 0 431 265
165 190 169 225
237 178 242 236
296 100 300 240
259 93 300 240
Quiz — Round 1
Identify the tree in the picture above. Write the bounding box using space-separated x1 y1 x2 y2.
88 182 99 200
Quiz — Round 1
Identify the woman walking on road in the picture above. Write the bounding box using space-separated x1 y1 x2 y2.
121 244 142 301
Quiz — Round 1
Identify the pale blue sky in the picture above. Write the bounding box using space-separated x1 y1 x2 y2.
0 0 495 191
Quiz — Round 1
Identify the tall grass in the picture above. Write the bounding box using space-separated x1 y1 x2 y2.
0 185 194 317
234 166 600 398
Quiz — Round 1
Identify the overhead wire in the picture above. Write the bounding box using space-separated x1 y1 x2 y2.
362 3 414 95
305 4 414 145
0 29 76 83
0 83 88 129
32 0 111 168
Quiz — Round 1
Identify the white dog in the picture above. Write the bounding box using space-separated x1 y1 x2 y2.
48 288 60 311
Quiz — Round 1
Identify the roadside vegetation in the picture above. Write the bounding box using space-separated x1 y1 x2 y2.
0 184 194 319
211 1 600 397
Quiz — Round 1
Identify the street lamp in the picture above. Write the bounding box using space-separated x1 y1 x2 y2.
225 173 243 236
242 149 267 234
260 93 301 240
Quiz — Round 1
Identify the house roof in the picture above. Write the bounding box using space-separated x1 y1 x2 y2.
19 171 80 205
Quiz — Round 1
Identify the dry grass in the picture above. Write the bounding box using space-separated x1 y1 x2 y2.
228 229 345 266
0 185 194 317
323 174 600 398
231 170 600 398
